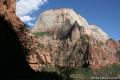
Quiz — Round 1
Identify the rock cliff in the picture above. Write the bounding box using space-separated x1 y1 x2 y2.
31 8 120 70
32 8 109 42
0 0 44 77
0 0 119 75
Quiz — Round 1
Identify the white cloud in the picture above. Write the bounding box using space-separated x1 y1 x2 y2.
17 0 47 16
28 22 34 26
16 0 48 22
19 15 35 22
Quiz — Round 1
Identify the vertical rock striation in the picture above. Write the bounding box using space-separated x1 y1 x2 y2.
31 8 120 70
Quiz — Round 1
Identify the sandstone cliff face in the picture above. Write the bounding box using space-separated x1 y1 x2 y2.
31 8 120 70
0 0 44 75
89 38 120 68
0 0 120 74
32 8 109 42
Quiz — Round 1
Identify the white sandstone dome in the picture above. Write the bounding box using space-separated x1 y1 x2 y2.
31 8 109 42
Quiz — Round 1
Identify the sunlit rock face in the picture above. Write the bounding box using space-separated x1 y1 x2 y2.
1 0 119 74
30 8 120 70
32 8 109 42
87 25 109 42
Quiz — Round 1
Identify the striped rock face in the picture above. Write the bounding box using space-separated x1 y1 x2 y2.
30 8 120 70
32 8 109 42
1 0 119 74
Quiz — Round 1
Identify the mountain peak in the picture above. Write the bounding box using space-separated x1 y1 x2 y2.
30 8 120 70
32 8 109 42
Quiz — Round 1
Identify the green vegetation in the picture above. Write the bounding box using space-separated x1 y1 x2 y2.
59 67 93 80
33 32 51 37
69 64 120 80
40 63 57 72
80 35 89 46
94 64 120 76
37 43 45 48
38 64 120 80
80 26 83 28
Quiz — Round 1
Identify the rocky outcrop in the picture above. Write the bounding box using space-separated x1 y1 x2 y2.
0 0 45 77
32 8 109 42
0 0 119 75
31 8 120 70
89 38 120 68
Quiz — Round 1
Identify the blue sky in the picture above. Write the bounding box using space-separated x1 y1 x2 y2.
16 0 120 40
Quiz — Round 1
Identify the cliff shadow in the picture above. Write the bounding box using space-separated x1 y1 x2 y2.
0 15 63 80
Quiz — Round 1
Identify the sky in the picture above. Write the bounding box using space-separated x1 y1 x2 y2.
16 0 120 40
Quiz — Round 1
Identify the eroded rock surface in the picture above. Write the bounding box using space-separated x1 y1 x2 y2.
31 8 120 70
0 0 44 77
32 8 109 42
0 0 119 74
